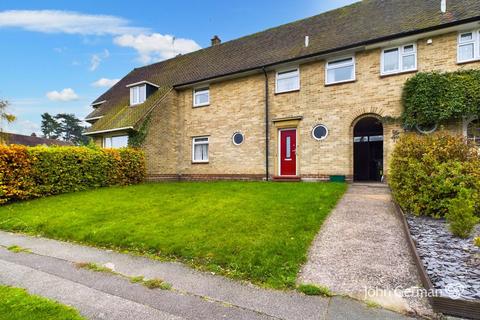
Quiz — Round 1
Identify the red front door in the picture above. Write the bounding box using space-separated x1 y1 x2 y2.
280 129 297 176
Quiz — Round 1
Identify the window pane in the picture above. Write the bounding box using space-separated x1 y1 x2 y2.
460 33 473 42
286 136 291 159
194 144 208 161
278 69 298 78
195 90 209 105
104 137 111 148
277 77 299 92
328 58 353 68
403 45 414 53
459 44 474 61
467 119 480 145
111 136 128 148
402 54 416 70
139 85 146 103
194 137 208 143
383 49 399 72
327 65 353 83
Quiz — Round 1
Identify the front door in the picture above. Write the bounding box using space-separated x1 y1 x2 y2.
280 129 297 176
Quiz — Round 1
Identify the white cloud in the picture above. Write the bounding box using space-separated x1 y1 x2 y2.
114 33 201 64
0 10 147 35
46 88 79 102
89 49 109 71
5 120 40 136
91 78 120 88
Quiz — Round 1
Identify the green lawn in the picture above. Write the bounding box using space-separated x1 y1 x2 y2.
0 181 346 288
0 285 85 320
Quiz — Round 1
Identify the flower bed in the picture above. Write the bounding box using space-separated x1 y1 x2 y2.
406 215 480 301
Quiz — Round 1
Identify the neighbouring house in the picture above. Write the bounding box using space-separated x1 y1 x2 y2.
85 0 480 182
0 132 73 147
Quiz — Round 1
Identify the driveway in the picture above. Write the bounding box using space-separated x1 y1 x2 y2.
0 230 413 320
298 183 433 318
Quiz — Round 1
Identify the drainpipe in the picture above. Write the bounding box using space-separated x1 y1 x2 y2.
262 67 269 181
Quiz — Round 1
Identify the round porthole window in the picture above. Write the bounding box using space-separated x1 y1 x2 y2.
416 123 438 134
232 132 244 145
312 124 329 141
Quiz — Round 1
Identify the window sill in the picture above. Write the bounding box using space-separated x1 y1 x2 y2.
457 58 480 65
324 79 356 87
193 103 210 108
380 69 417 78
192 161 209 164
275 89 300 95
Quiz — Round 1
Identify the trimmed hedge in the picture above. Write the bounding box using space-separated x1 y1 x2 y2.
389 132 480 218
402 70 480 128
0 145 145 204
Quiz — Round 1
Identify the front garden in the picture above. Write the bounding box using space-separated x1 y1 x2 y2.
0 181 346 289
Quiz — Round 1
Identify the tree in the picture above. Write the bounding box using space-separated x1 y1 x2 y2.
41 113 60 139
55 113 89 145
0 99 15 129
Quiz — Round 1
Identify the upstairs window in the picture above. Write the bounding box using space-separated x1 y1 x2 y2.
458 31 479 63
104 135 128 149
130 85 146 106
381 44 417 75
193 87 210 107
326 57 355 85
275 68 300 93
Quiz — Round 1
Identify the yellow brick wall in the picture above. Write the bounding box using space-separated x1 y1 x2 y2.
100 31 480 180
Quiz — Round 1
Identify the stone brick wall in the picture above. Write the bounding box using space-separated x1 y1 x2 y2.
102 31 480 181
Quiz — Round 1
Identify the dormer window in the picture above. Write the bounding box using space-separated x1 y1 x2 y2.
130 84 146 105
126 81 160 106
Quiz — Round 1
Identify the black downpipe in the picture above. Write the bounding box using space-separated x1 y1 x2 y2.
262 67 269 181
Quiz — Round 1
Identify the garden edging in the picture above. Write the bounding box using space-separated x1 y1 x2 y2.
391 192 480 319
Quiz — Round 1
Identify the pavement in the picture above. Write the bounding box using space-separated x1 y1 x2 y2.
0 230 415 320
298 183 434 318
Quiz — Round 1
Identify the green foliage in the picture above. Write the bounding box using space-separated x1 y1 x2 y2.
40 112 88 145
0 181 346 289
474 237 480 247
0 285 85 320
446 189 479 238
0 145 145 204
128 115 151 148
40 113 60 139
142 278 171 290
7 245 31 253
0 99 16 126
297 284 332 296
75 262 115 274
389 132 480 218
402 70 480 128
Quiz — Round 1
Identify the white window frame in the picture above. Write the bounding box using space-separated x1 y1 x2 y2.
193 87 210 107
103 135 129 149
457 30 480 63
192 136 209 163
325 56 356 85
275 67 300 93
464 116 480 145
380 43 417 76
129 84 146 106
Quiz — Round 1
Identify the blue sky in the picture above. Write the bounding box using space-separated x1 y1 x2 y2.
0 0 358 135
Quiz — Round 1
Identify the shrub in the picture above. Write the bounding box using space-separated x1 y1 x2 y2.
402 70 480 128
474 237 480 247
0 145 145 204
389 132 480 218
446 189 479 238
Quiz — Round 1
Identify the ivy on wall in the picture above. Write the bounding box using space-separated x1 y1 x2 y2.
402 70 480 128
128 115 151 148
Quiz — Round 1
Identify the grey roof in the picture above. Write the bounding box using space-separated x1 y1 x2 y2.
86 0 480 132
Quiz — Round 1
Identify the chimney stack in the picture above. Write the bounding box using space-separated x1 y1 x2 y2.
211 35 221 46
441 0 447 13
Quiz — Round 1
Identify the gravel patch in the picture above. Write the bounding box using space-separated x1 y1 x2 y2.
407 215 480 300
298 183 434 317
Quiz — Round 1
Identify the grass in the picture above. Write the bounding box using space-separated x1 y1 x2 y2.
0 181 346 289
297 284 333 297
75 262 115 274
0 285 85 320
365 300 381 309
6 245 30 253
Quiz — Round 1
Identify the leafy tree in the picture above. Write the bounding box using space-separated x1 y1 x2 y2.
0 99 15 128
40 113 60 139
55 113 89 145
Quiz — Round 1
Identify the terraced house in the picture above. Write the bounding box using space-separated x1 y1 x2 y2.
85 0 480 182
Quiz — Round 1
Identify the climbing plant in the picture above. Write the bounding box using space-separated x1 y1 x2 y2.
128 115 151 148
402 70 480 128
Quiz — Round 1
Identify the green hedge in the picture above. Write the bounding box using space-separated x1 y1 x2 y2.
402 70 480 127
0 145 145 204
389 132 480 217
